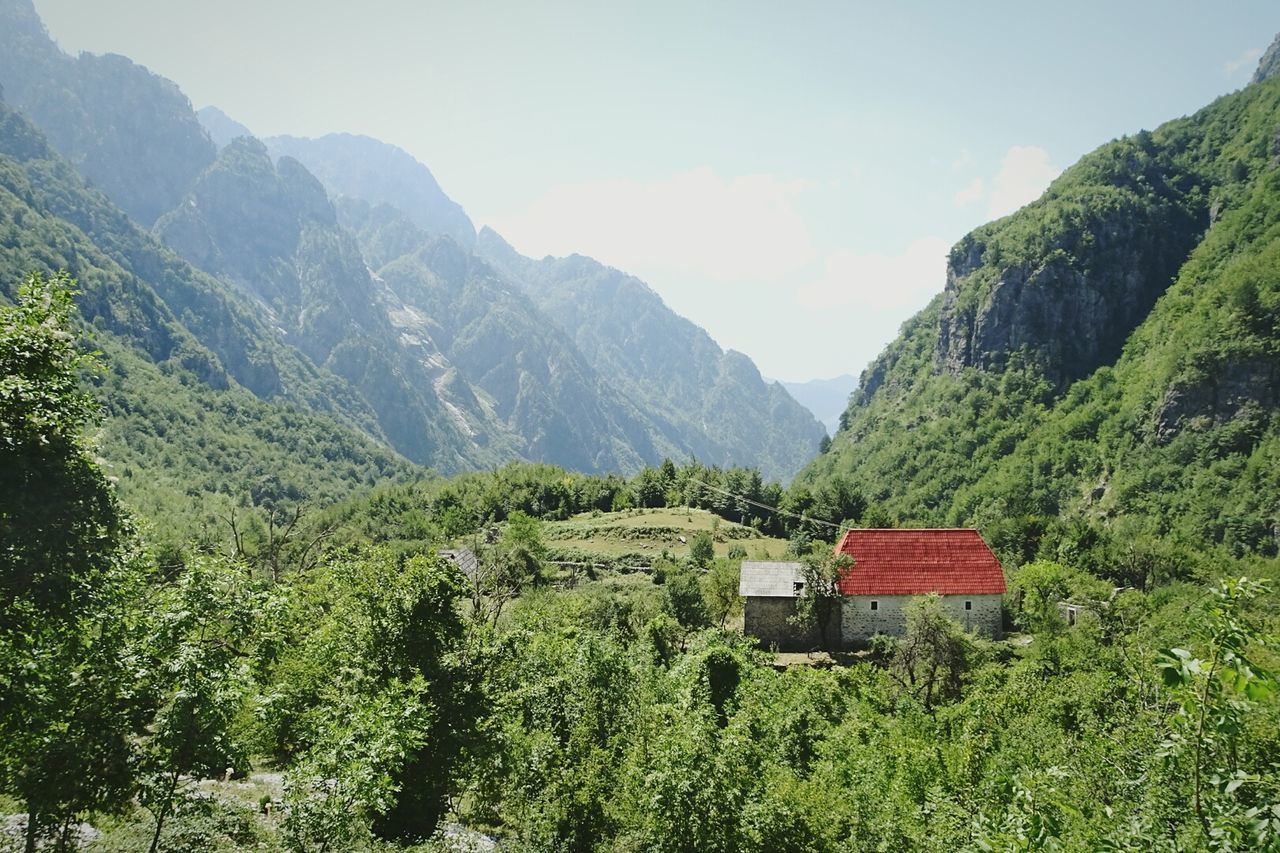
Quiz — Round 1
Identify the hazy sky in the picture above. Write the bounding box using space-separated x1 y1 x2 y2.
32 1 1277 382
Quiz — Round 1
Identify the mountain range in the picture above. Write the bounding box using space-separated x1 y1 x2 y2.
776 375 857 435
0 0 825 534
4 0 1278 572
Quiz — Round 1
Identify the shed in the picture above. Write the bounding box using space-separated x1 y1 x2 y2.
439 548 479 583
836 528 1006 644
739 561 822 651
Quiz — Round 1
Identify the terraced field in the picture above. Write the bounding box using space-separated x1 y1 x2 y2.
542 507 790 569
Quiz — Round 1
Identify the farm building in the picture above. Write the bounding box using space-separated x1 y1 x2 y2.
836 528 1006 644
739 561 824 651
739 529 1007 651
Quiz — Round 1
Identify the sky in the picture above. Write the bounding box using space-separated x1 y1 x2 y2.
32 0 1278 382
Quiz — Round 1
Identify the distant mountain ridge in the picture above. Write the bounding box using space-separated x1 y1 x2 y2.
0 0 215 226
776 375 857 435
196 105 253 149
475 227 826 480
263 132 477 249
0 0 824 504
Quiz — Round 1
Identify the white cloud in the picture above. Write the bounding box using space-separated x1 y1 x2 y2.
953 176 985 206
1224 47 1263 75
485 167 817 282
986 145 1060 219
795 236 951 312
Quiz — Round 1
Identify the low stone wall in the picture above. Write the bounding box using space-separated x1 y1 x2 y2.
840 593 1003 646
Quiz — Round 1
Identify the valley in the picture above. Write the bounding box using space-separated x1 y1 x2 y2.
1 1 1278 850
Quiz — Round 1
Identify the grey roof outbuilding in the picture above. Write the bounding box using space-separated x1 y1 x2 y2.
739 560 805 598
440 548 478 581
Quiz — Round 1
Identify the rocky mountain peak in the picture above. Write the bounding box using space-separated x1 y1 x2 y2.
197 105 254 149
1254 33 1280 84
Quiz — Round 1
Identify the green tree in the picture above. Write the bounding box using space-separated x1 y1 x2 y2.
889 595 973 712
499 510 548 587
1157 577 1278 843
136 557 260 853
790 547 851 652
0 272 139 852
663 569 710 637
689 532 715 568
702 558 743 629
271 548 476 843
282 675 431 853
1011 559 1110 634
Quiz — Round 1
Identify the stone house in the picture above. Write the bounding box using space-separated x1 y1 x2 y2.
739 561 821 651
836 528 1006 645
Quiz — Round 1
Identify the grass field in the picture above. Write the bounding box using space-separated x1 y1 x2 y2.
541 507 790 565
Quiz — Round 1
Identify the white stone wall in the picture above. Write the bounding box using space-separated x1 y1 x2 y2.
840 593 1003 646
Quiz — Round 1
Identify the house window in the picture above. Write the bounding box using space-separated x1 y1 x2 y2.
964 600 973 611
870 600 879 611
793 581 804 595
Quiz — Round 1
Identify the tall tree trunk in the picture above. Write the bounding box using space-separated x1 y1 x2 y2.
24 807 39 853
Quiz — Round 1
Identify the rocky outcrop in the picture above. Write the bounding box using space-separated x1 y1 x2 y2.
0 0 215 225
1253 33 1280 85
936 174 1202 389
1155 358 1280 444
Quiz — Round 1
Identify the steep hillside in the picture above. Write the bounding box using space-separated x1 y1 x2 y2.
0 0 215 225
0 98 413 536
804 67 1280 567
2 0 829 487
338 199 679 473
152 137 520 471
265 132 476 248
476 227 826 481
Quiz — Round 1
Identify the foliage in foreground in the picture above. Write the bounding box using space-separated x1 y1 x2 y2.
3 274 1279 853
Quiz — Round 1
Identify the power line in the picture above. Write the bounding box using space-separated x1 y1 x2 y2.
686 478 841 530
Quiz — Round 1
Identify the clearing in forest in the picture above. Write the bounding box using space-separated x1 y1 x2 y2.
541 507 789 564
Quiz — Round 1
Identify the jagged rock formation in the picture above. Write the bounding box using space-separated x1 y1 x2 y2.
153 138 515 470
0 0 215 225
476 227 827 481
266 133 477 248
1253 32 1280 84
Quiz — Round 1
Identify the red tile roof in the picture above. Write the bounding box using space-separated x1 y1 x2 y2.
835 528 1007 596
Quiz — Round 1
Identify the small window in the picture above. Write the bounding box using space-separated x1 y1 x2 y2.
870 600 879 611
793 581 804 595
964 600 973 611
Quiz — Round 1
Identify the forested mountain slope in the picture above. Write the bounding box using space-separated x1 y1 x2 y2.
0 98 412 533
476 227 827 481
0 0 215 225
804 65 1280 567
